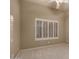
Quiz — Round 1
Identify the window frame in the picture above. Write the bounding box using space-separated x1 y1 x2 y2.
35 18 59 41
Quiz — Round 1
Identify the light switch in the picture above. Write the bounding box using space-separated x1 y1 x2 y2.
10 15 14 21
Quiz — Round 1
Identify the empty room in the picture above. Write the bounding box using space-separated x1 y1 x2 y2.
10 0 69 59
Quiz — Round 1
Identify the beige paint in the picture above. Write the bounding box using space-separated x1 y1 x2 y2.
66 19 69 43
10 0 20 58
21 0 69 7
10 0 68 58
20 0 66 49
21 0 69 11
64 13 69 43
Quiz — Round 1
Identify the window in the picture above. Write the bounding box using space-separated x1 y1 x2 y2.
35 18 59 40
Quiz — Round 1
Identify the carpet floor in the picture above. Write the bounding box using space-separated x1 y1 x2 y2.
15 43 69 59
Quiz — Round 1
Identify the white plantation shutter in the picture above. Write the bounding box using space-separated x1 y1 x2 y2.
49 22 53 38
36 20 42 38
35 18 59 40
54 22 58 37
43 21 48 38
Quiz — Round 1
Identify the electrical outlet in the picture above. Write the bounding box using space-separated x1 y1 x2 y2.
10 15 14 21
10 39 13 42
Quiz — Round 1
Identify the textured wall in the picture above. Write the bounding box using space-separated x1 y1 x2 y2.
66 19 69 43
20 0 66 49
65 13 69 43
10 0 20 58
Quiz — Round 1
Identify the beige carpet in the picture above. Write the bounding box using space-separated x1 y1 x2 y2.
15 43 69 59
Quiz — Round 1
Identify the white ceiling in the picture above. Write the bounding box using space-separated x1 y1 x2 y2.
24 0 69 11
24 0 68 6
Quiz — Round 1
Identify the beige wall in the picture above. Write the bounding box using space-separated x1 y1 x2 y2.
65 13 69 43
66 19 69 43
10 0 68 58
20 0 66 49
10 0 20 58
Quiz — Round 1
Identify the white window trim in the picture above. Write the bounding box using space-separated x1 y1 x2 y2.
35 18 59 41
